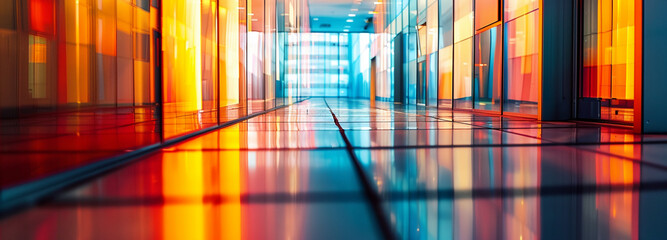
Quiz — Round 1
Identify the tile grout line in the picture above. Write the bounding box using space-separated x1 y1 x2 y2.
324 99 397 240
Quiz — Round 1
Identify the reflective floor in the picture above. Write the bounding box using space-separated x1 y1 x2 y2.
3 98 667 239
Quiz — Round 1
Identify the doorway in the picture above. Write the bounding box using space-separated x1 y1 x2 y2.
577 0 636 124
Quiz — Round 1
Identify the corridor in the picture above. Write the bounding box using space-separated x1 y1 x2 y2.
2 98 667 239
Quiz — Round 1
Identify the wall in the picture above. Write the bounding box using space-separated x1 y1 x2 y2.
643 0 667 133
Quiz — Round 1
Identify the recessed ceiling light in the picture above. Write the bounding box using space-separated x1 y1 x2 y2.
374 1 382 4
351 8 358 11
313 18 319 21
368 11 378 14
344 29 349 32
346 19 353 22
348 14 356 17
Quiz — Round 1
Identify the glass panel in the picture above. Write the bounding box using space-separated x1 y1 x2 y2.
65 0 93 104
427 52 438 106
504 0 539 22
264 0 276 105
28 35 48 99
95 0 117 104
439 0 453 49
134 1 151 105
117 0 133 104
454 0 473 43
581 0 635 122
453 0 473 109
29 0 56 35
289 33 352 98
426 3 438 55
454 37 473 109
438 0 453 108
201 0 218 116
349 33 367 98
504 10 539 115
438 46 453 108
162 0 204 138
475 0 499 30
220 0 241 108
247 0 265 112
474 26 502 111
417 24 427 57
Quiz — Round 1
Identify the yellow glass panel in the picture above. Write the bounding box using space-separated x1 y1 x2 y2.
454 0 473 43
220 0 241 107
162 0 202 112
454 38 473 109
504 0 539 21
426 3 438 54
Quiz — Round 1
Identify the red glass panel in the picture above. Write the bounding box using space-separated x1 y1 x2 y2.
29 0 55 36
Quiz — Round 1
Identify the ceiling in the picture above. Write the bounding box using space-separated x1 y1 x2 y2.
308 0 377 33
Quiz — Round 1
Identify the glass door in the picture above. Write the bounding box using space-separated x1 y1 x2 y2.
578 0 636 123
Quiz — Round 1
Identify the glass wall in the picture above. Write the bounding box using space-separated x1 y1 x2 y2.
368 0 545 117
287 33 350 97
0 0 307 188
0 0 158 116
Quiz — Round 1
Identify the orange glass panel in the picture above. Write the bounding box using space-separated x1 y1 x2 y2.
438 46 453 108
475 0 499 30
134 3 151 105
116 0 134 104
201 0 218 114
582 0 635 122
95 0 117 104
64 0 93 104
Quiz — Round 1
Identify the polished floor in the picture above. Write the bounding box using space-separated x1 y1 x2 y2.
2 98 667 239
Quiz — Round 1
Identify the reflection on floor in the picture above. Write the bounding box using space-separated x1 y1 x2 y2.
3 98 667 239
0 106 160 188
